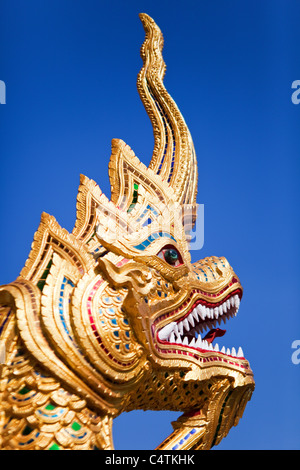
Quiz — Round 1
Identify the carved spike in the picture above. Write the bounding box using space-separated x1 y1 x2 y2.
137 13 198 206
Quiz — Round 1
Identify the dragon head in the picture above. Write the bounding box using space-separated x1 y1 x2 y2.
0 13 254 450
90 13 254 448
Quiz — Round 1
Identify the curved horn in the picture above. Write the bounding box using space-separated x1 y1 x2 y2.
137 13 198 206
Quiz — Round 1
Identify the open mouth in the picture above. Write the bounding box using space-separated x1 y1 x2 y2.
156 290 244 359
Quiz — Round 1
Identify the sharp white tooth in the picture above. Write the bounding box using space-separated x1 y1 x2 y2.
158 322 177 340
188 313 195 328
190 337 196 347
231 347 237 357
208 343 213 350
237 347 244 357
183 336 189 345
230 296 235 307
169 332 176 343
196 335 202 347
218 304 223 315
226 348 231 355
222 302 227 313
226 299 231 309
183 318 190 331
221 346 225 353
209 308 214 319
192 308 199 322
214 343 219 352
203 340 209 349
196 305 203 318
198 305 206 320
235 295 240 309
178 322 184 335
214 307 219 319
173 323 179 335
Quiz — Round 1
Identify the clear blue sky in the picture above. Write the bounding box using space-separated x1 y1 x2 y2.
1 0 299 450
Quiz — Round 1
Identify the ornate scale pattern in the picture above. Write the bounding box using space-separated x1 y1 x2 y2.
97 287 133 355
0 344 113 450
0 13 254 451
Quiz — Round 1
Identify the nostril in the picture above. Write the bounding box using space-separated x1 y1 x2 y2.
216 267 223 277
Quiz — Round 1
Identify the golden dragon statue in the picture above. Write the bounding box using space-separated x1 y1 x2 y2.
0 14 254 450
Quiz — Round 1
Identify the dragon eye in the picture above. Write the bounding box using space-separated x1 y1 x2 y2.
157 245 183 267
164 249 179 265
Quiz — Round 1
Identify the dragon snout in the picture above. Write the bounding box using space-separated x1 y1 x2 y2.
192 256 238 285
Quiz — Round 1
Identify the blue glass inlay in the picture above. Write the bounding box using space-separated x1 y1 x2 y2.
134 232 177 251
142 218 153 227
58 277 75 342
134 243 145 251
171 429 197 450
37 408 64 419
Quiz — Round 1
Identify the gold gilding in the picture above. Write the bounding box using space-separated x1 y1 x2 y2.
0 14 254 450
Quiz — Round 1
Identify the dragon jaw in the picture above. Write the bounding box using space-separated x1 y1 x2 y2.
154 285 248 367
126 258 253 381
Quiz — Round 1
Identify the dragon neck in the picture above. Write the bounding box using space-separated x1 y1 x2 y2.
0 334 114 450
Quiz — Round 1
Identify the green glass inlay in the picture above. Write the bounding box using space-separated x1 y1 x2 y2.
71 421 81 431
45 403 56 411
49 442 61 450
37 259 53 291
19 386 31 395
127 183 139 213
